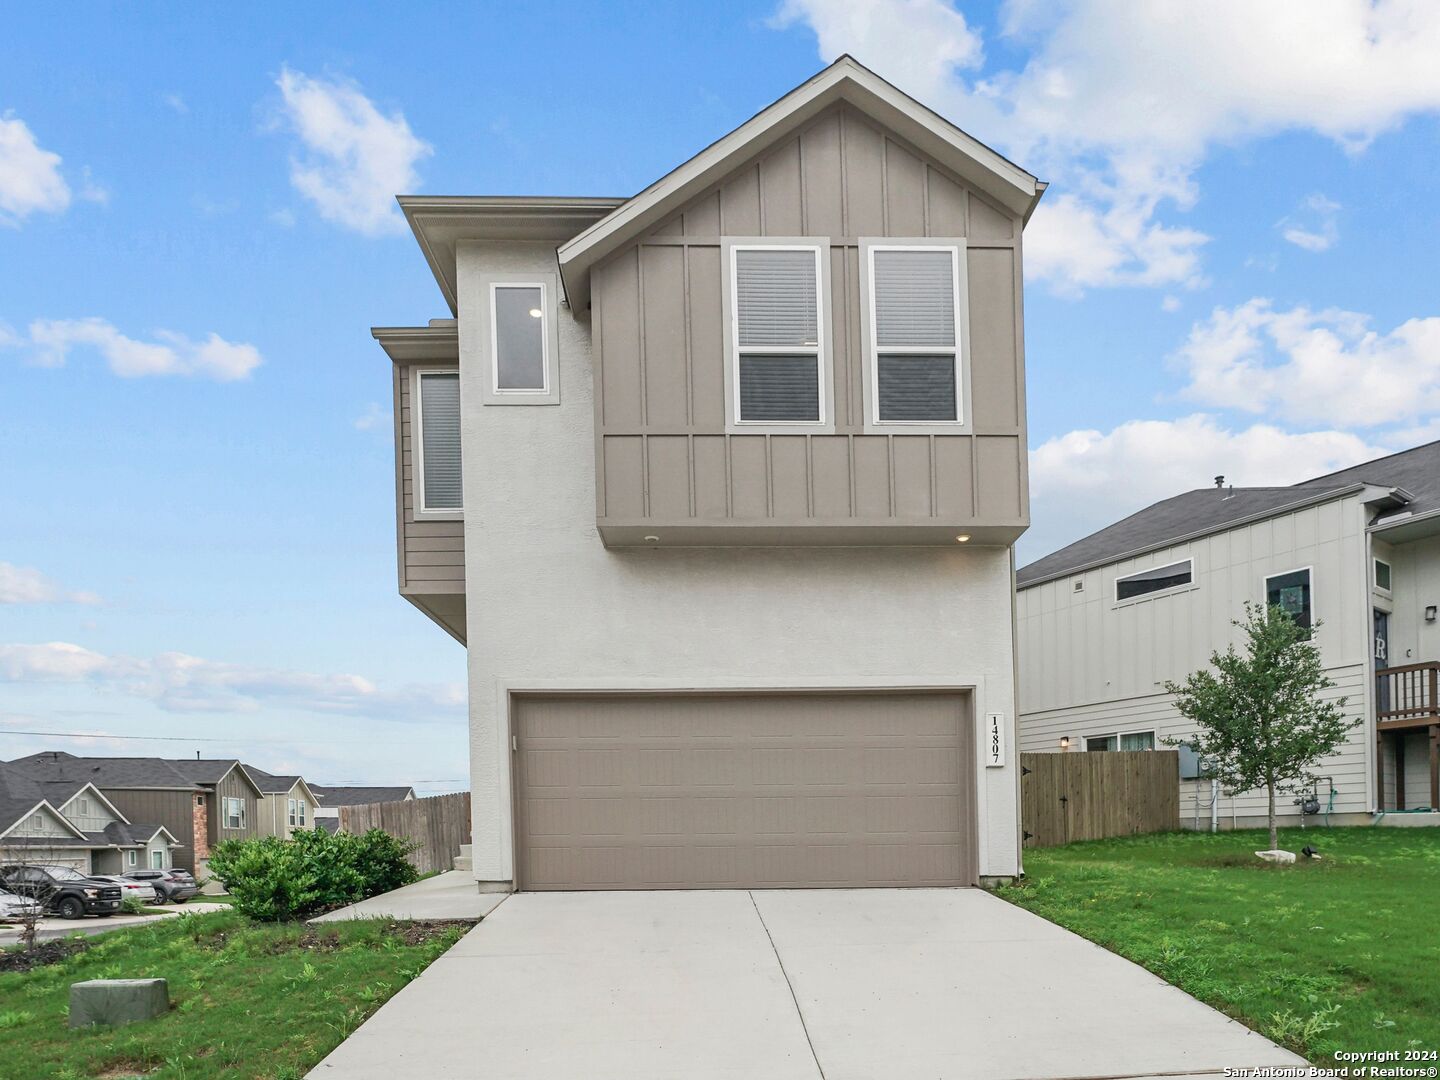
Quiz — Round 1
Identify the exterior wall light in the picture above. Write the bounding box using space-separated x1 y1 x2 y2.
1059 736 1071 751
1427 605 1438 623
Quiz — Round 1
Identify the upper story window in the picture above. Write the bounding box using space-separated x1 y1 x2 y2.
1266 567 1313 630
77 797 90 815
727 243 830 429
1115 559 1193 602
865 244 965 427
1374 558 1392 593
288 798 297 827
223 796 245 830
414 370 462 516
478 272 561 407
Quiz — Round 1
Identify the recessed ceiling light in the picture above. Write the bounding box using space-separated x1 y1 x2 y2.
955 534 971 543
643 535 660 543
528 308 543 318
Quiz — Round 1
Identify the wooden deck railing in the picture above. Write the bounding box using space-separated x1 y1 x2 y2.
1376 661 1440 730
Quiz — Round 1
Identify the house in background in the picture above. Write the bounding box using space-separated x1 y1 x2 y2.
310 785 416 833
7 754 263 877
1015 440 1440 828
374 57 1044 891
0 763 180 874
245 767 321 839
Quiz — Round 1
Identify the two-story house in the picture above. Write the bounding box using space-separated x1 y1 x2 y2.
8 754 264 877
244 767 322 840
373 57 1045 891
0 762 180 874
1016 439 1440 829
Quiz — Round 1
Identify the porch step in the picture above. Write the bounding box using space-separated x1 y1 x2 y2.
453 844 473 872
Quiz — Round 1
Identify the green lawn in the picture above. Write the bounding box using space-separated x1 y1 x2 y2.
0 910 468 1080
997 828 1440 1063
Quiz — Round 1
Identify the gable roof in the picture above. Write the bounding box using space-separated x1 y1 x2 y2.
556 55 1045 310
101 822 181 848
1017 439 1440 588
242 766 319 804
162 760 266 797
310 785 415 807
43 781 130 824
0 764 89 842
8 753 200 791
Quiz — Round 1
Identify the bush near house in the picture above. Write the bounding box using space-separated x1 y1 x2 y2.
208 828 417 921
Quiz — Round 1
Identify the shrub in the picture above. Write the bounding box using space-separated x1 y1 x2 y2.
208 828 418 921
120 895 146 915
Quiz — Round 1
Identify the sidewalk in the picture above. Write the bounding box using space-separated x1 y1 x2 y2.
309 871 507 923
0 902 232 943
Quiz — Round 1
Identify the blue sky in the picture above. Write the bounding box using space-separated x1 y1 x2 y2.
3 2 1438 788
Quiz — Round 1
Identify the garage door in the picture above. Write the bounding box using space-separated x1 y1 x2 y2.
514 691 976 890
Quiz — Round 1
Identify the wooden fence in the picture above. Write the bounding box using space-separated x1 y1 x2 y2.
1021 751 1179 848
337 791 471 876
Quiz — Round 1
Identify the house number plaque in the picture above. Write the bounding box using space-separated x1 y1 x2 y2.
985 712 1005 767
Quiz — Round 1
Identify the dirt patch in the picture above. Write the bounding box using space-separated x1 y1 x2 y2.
94 1057 162 1078
384 920 472 946
0 937 90 973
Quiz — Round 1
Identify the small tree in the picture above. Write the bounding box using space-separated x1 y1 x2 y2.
1165 602 1357 851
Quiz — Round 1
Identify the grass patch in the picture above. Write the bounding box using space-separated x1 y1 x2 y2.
997 828 1440 1062
0 910 468 1079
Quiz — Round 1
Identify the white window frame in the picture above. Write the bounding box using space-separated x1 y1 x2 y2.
476 271 562 407
410 367 463 521
858 238 970 434
126 849 137 867
1374 557 1393 595
298 800 307 826
1084 730 1157 752
723 239 834 434
223 796 245 831
287 798 297 827
1113 557 1195 606
77 797 90 816
151 849 165 870
1264 565 1314 628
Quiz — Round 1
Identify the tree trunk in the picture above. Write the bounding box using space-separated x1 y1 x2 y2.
1267 783 1278 851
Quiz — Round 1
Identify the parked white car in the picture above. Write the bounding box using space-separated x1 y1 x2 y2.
0 886 44 920
90 876 157 904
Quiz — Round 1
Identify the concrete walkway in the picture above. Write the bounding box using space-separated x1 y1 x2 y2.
309 871 506 923
308 888 1306 1079
0 902 232 944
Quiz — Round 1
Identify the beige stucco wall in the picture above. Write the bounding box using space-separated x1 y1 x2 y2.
457 240 1023 884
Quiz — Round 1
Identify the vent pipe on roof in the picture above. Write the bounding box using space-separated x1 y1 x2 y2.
1214 475 1225 488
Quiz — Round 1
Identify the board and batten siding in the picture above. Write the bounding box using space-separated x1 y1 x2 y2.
395 362 465 592
1017 492 1375 821
102 789 197 870
58 796 122 834
590 103 1027 541
209 770 261 848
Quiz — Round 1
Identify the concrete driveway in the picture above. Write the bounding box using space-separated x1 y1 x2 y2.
308 888 1305 1080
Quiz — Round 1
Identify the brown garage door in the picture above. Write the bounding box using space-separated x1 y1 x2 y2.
514 691 976 890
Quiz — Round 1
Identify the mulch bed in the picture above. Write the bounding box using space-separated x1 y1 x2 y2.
0 936 91 973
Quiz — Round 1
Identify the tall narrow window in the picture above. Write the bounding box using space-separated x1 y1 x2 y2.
151 849 165 870
416 371 462 513
1266 568 1313 629
731 246 825 424
867 245 963 423
491 284 548 393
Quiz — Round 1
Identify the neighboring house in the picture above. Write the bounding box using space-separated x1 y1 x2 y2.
310 785 415 833
373 57 1045 890
7 754 264 876
0 763 180 874
1016 440 1440 828
244 766 321 839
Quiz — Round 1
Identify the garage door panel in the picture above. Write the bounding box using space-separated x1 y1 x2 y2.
514 692 976 890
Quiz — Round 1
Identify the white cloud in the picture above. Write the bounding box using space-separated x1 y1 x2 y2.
1278 193 1340 252
773 0 1440 294
0 113 71 224
353 402 386 431
0 564 100 606
163 93 189 115
273 67 431 236
1025 414 1389 559
11 318 262 381
0 641 465 721
1174 299 1440 427
1161 295 1182 313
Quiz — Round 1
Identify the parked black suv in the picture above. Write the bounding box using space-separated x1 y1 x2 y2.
123 868 200 904
0 864 123 919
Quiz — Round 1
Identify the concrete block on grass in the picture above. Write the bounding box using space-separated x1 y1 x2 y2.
69 979 169 1028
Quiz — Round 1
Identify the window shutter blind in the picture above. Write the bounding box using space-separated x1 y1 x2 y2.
736 249 818 346
738 355 820 421
873 249 955 347
419 372 463 510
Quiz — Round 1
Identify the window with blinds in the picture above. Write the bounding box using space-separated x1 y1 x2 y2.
417 371 462 512
868 246 962 423
731 246 824 423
